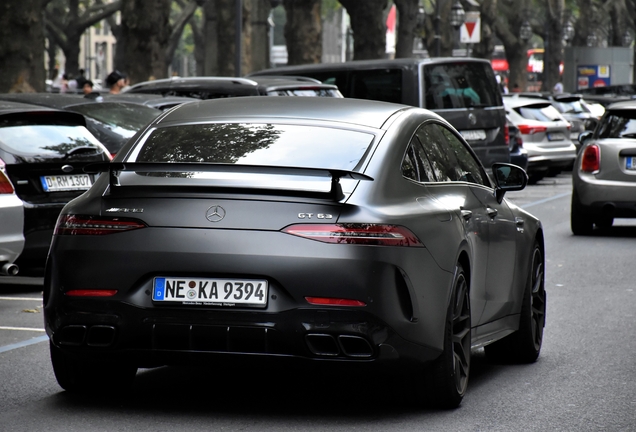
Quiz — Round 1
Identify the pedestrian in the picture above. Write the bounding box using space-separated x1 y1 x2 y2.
553 81 564 94
82 80 94 95
105 70 126 94
511 83 521 93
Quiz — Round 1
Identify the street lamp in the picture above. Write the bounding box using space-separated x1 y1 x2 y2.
519 21 533 42
450 1 465 29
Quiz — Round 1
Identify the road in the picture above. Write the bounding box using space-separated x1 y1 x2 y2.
1 173 635 432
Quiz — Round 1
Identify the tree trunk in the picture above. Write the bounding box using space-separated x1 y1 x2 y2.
471 0 497 59
339 0 388 60
120 0 172 84
422 0 454 57
202 0 219 75
282 0 322 65
250 0 272 72
0 0 47 92
216 0 237 75
541 0 564 93
495 0 532 91
393 0 419 58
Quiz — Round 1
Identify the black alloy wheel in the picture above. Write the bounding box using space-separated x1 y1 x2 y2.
423 263 471 409
485 241 546 363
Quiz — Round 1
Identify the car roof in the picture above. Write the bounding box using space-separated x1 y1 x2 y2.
0 99 60 114
156 96 413 129
97 93 197 109
605 100 636 110
0 93 88 109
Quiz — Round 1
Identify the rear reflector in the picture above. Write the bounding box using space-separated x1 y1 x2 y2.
55 214 147 235
305 297 366 307
517 124 548 135
65 290 118 297
282 223 424 247
581 144 600 173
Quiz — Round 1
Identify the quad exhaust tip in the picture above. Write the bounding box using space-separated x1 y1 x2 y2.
0 263 19 276
305 333 373 358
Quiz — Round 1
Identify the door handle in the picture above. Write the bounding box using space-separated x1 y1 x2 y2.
460 210 473 220
486 207 498 218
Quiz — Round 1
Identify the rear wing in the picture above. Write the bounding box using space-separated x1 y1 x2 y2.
84 162 373 201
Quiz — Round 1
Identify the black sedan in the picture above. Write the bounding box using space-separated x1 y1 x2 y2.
0 101 111 275
44 97 546 409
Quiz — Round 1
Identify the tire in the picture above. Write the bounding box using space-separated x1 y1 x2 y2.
485 242 546 363
50 341 137 393
422 264 471 409
571 190 594 235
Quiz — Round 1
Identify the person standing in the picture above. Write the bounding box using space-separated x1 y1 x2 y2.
105 70 126 94
553 81 564 94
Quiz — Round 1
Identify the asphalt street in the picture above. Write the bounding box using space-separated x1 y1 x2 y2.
0 172 635 431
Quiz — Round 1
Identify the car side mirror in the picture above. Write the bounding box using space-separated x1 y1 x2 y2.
578 130 594 145
491 163 528 203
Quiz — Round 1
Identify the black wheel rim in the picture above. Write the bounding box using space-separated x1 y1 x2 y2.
452 273 471 395
530 248 546 350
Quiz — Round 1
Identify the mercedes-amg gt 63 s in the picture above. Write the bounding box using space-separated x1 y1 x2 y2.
44 97 546 409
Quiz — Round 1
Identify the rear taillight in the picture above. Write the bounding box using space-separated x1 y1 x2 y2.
581 144 600 173
0 171 14 194
282 223 423 247
504 124 510 147
517 124 548 135
54 214 147 235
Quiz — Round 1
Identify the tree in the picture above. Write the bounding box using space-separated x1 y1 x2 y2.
0 0 52 92
45 0 122 79
470 0 498 60
283 0 322 65
393 0 419 58
339 0 388 60
495 0 535 91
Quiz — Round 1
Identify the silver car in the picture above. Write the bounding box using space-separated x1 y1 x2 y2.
504 95 577 183
0 164 24 276
571 100 636 234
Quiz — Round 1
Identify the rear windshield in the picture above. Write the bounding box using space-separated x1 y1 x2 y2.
0 124 104 157
423 62 501 109
131 123 374 171
266 88 342 97
515 104 564 122
597 110 636 139
68 103 161 138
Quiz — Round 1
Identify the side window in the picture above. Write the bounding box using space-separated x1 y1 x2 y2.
437 125 490 186
416 124 462 182
401 138 436 183
349 69 402 103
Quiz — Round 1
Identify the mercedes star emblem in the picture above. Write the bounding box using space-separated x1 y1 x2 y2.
206 205 226 222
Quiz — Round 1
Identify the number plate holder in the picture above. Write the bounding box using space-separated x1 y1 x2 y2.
547 132 565 141
41 174 92 192
152 277 268 308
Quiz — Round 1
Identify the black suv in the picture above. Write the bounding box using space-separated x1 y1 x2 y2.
249 58 510 168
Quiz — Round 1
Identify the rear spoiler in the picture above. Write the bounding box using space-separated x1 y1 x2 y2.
84 162 373 201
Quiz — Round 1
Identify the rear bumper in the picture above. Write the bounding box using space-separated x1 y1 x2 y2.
574 173 636 218
525 142 577 172
0 194 24 264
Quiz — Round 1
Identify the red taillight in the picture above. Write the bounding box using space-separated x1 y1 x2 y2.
54 214 147 235
305 297 366 307
0 171 14 194
282 223 423 247
581 144 600 173
65 289 118 297
517 124 548 135
504 123 510 147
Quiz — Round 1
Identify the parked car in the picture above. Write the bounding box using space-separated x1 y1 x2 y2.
92 93 197 111
0 159 24 276
249 57 510 168
44 97 545 409
507 116 529 170
0 93 165 156
0 100 111 275
503 94 577 183
578 84 636 107
123 76 344 99
571 100 636 234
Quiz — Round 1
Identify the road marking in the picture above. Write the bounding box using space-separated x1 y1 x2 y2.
0 335 48 354
0 297 42 301
521 192 571 209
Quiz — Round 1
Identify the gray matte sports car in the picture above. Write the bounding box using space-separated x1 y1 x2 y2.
44 97 546 408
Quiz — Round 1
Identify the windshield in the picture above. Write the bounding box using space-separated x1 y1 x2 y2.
423 62 502 109
597 110 636 138
68 103 160 138
0 124 105 158
516 104 564 122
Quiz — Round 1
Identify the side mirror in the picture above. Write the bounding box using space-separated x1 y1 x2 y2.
578 130 594 145
491 163 528 203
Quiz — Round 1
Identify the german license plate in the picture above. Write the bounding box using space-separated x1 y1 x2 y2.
627 157 636 170
460 130 487 141
41 174 92 192
547 132 565 141
152 277 268 307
